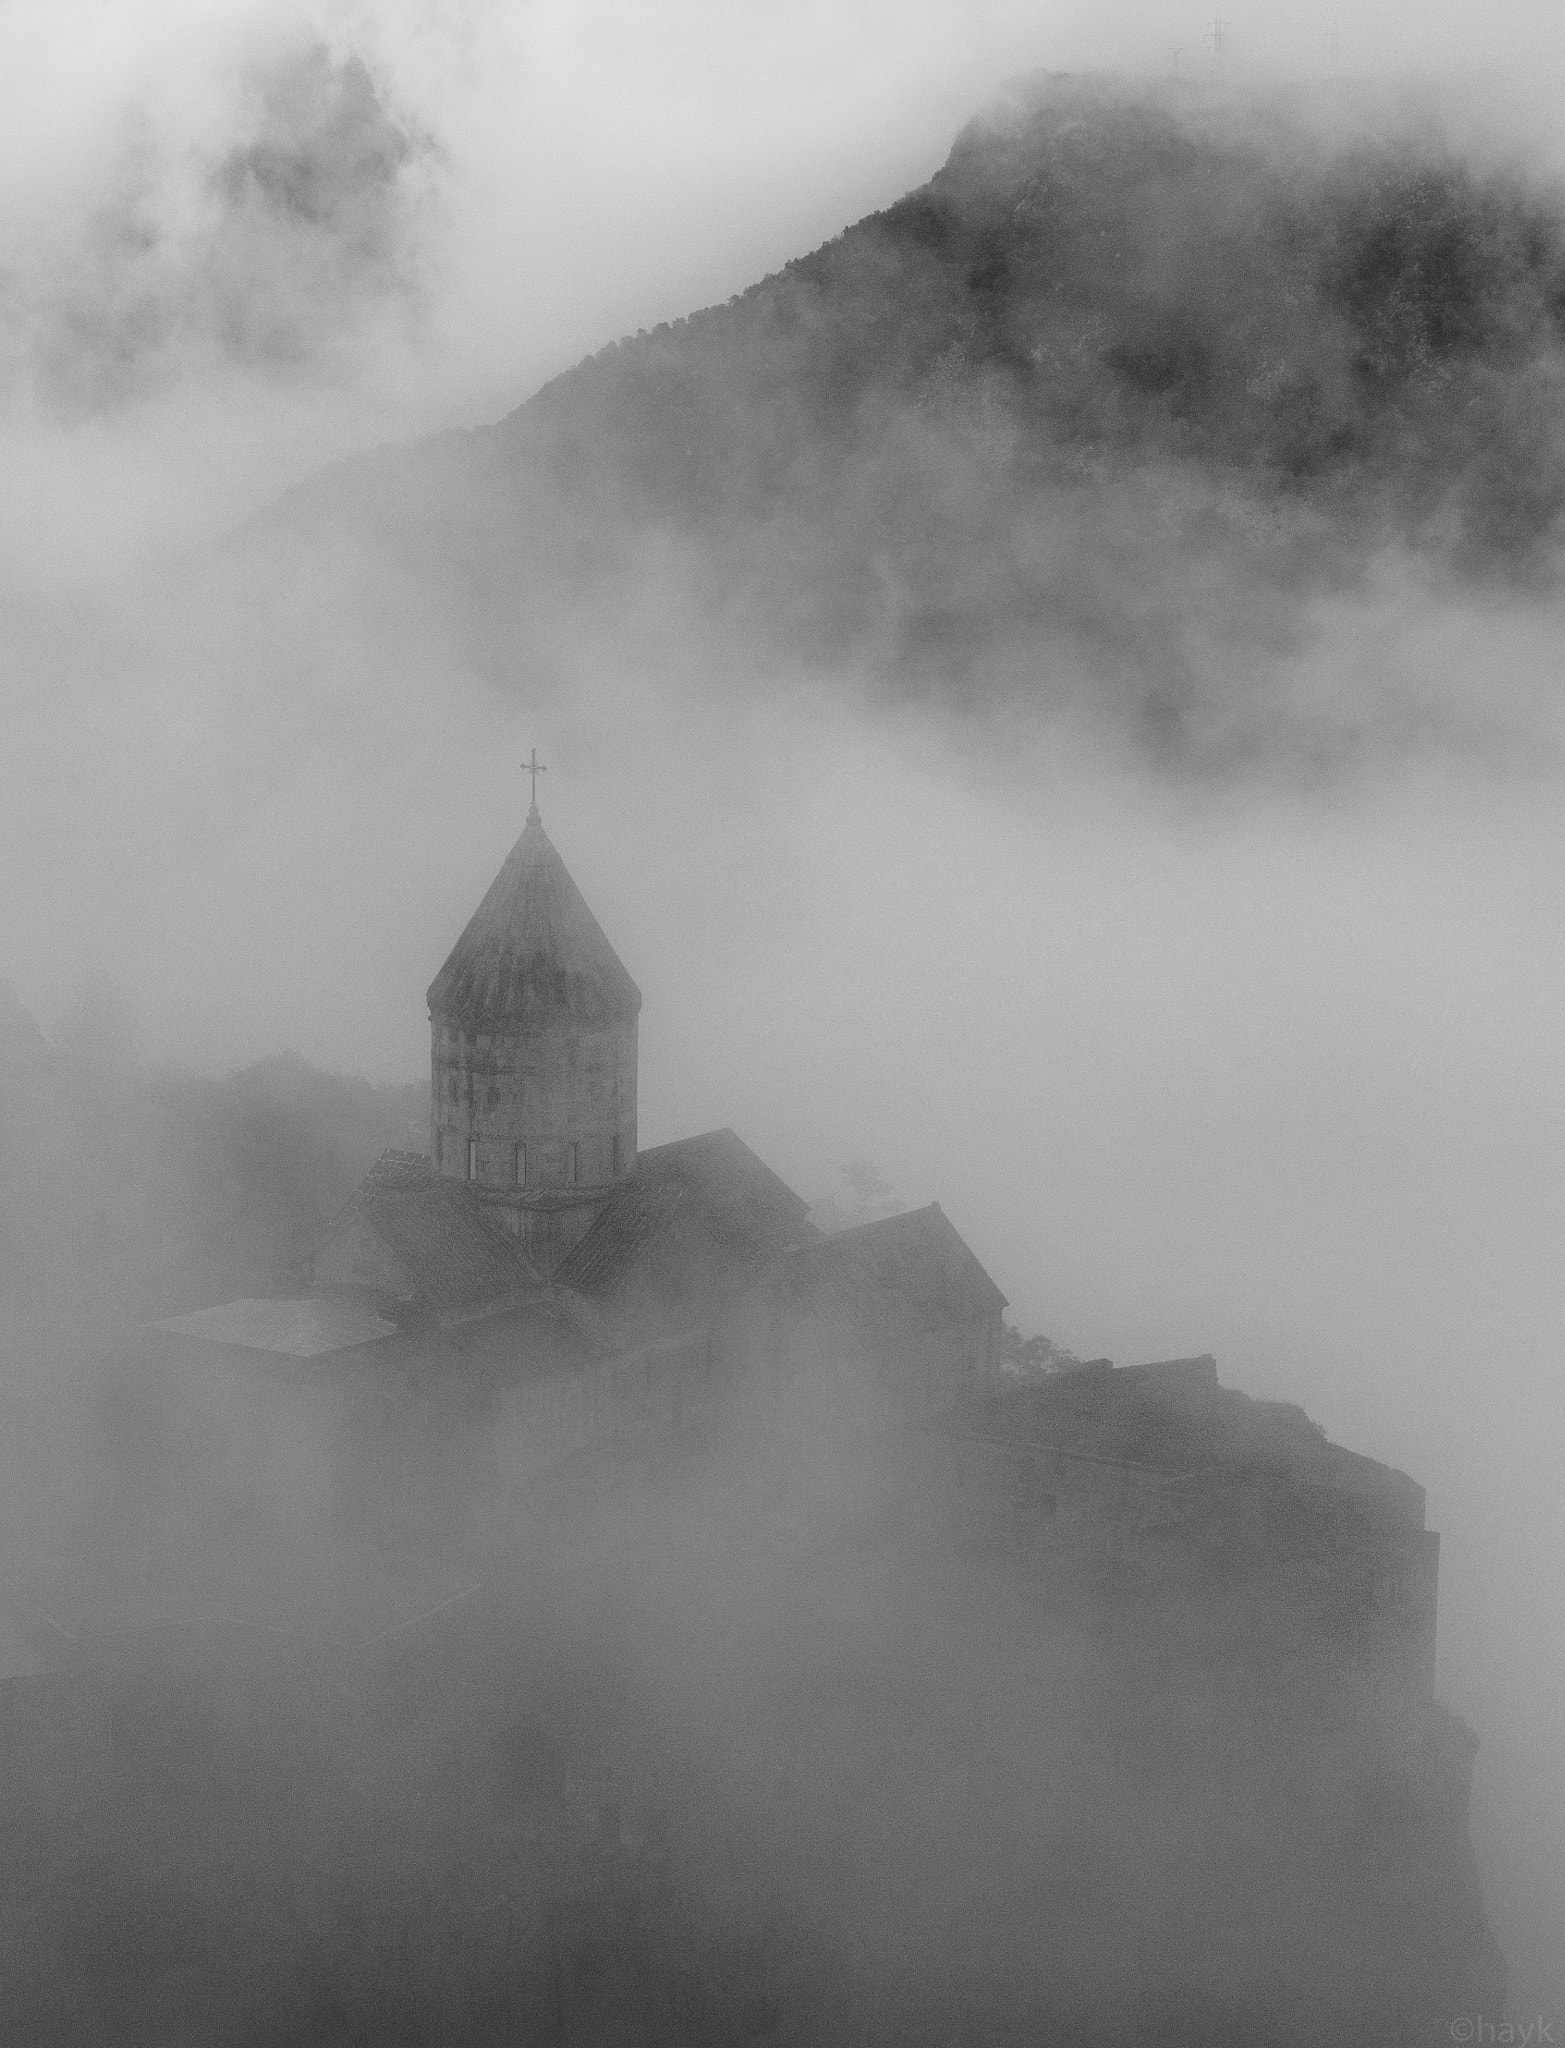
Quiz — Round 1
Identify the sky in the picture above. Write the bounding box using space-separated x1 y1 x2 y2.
1 0 1563 2017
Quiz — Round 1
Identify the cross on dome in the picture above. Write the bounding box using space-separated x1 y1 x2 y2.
523 748 547 822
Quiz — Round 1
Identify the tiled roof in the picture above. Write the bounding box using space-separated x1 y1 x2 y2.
344 1151 544 1310
152 1295 397 1358
364 1149 440 1191
426 813 640 1030
556 1128 813 1299
553 1175 685 1295
636 1129 811 1240
760 1203 1007 1341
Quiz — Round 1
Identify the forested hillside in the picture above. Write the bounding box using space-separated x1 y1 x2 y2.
512 80 1565 554
244 75 1565 767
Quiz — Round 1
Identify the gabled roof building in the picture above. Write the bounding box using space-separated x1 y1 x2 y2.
404 798 1006 1410
133 783 1461 1745
155 787 1007 1425
310 794 1007 1417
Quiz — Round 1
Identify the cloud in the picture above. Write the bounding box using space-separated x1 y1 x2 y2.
0 30 441 419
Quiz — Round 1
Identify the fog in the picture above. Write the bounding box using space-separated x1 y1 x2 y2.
2 0 1564 2030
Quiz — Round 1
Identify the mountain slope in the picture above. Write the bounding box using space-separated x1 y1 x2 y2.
239 74 1565 766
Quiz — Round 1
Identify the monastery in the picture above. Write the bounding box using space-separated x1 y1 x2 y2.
158 778 1007 1433
150 781 1448 1719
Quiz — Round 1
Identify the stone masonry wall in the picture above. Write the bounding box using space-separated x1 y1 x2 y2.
430 1014 638 1191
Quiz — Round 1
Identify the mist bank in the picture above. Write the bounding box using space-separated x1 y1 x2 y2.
0 989 422 1340
0 976 1510 2042
0 1287 1507 2046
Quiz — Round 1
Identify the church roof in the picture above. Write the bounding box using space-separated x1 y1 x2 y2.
329 1151 545 1310
426 810 641 1030
152 1294 398 1358
636 1129 813 1241
556 1128 813 1299
551 1175 686 1297
757 1203 1007 1341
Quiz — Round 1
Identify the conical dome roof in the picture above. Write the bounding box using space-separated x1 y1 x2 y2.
427 812 641 1030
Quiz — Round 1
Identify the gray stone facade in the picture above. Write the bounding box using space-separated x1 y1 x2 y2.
430 1013 638 1194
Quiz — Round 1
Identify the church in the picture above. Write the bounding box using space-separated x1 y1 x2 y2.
147 778 1447 1709
161 774 1008 1434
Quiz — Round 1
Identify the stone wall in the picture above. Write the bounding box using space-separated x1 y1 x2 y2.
915 1422 1444 1701
429 1013 638 1192
732 1293 1003 1427
889 1315 1002 1418
920 1429 1178 1554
